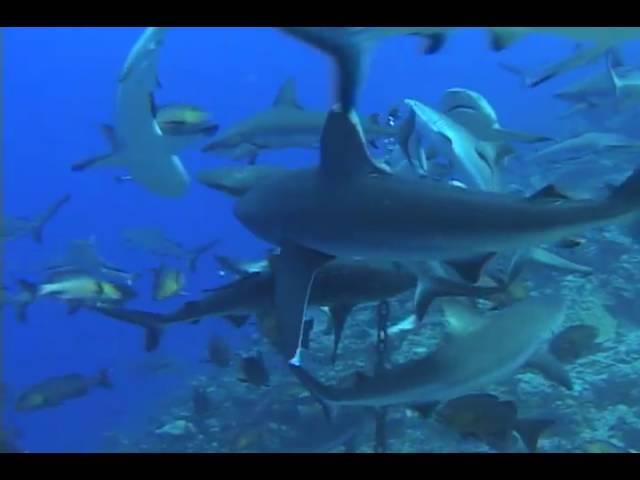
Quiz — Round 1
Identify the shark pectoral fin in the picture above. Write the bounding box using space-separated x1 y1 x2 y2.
66 302 84 316
514 417 557 453
270 244 334 360
525 349 573 391
320 106 384 180
444 253 497 284
288 362 337 424
329 303 355 364
526 247 593 275
273 78 304 110
101 124 119 150
487 28 528 51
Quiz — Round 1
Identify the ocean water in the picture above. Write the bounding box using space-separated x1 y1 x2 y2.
3 27 640 453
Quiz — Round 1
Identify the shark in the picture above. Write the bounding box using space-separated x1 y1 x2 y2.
90 255 509 363
233 28 640 363
74 28 215 197
201 78 398 164
524 132 640 165
233 105 640 361
289 294 569 417
487 27 640 51
121 227 219 273
499 44 622 88
1 194 71 244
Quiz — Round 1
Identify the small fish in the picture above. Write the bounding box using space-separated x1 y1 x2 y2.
36 273 137 311
16 369 112 412
238 352 270 387
548 324 600 363
152 266 187 301
204 335 232 368
417 393 557 453
155 104 218 136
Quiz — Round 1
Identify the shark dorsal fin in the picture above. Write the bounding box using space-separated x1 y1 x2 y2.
273 78 303 110
319 105 385 180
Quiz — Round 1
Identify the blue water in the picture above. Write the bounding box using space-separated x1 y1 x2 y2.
3 27 640 453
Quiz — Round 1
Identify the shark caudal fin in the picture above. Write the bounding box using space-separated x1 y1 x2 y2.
32 194 71 244
277 28 371 112
288 362 337 424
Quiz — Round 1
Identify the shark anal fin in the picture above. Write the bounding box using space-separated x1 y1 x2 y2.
288 362 336 424
329 303 355 364
271 244 334 360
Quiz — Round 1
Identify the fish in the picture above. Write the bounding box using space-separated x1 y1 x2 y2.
238 352 270 387
102 256 507 362
203 335 232 368
524 132 640 165
548 324 600 363
34 272 137 314
487 27 640 51
151 265 187 301
16 369 112 411
0 193 71 244
154 104 219 137
197 164 288 197
0 281 39 323
122 227 219 272
289 294 568 418
213 254 271 277
45 237 139 285
498 43 619 88
439 88 552 143
400 98 504 190
233 105 640 361
72 28 214 197
201 78 398 164
413 393 557 453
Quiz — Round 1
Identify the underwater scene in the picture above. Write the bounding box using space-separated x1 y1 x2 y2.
3 26 640 454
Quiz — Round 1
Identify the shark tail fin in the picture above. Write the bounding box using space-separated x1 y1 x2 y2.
278 28 371 112
32 194 71 244
288 362 336 424
514 418 556 453
188 239 220 273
